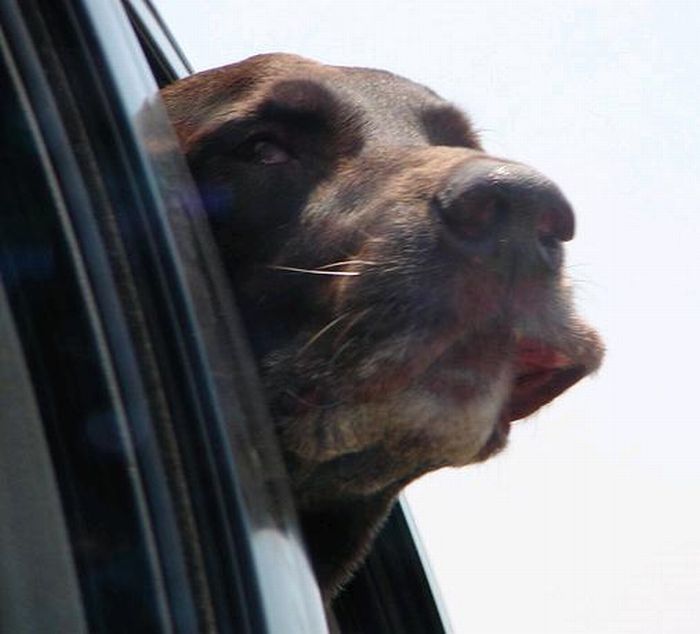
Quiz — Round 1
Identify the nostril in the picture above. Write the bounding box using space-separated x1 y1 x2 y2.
434 187 506 246
536 202 575 244
535 201 574 270
451 198 499 241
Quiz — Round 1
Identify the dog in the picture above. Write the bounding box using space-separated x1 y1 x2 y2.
161 53 604 599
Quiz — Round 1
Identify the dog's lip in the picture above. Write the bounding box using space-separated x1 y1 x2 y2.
418 336 585 414
275 335 593 423
503 338 588 423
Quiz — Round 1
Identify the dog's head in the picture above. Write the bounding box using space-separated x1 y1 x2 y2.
162 53 603 596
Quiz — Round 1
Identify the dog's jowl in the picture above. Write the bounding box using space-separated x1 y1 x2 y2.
162 53 604 598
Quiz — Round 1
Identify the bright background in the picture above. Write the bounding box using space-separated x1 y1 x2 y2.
154 1 700 632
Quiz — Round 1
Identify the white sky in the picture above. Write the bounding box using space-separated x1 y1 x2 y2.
154 1 700 631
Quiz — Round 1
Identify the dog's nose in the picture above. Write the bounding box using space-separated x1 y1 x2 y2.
434 161 575 270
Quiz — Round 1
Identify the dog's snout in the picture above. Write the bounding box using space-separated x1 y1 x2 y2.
434 161 575 269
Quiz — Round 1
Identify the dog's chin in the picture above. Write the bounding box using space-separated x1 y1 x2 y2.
281 375 510 503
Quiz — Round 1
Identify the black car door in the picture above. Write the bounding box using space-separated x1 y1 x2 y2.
1 0 326 631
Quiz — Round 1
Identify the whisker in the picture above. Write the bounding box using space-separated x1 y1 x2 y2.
299 312 354 355
333 308 370 343
316 260 378 270
329 308 372 363
267 265 361 277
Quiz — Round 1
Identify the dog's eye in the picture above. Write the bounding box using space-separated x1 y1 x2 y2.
239 136 291 165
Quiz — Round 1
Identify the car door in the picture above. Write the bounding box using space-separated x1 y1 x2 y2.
1 0 326 631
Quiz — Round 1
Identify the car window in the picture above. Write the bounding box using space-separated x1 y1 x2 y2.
1 0 327 631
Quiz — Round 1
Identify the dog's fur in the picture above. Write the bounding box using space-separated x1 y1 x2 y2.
161 53 603 598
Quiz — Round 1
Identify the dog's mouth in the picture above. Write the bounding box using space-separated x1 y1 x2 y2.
417 332 593 418
504 338 588 423
271 321 603 503
276 329 598 424
469 336 593 463
271 315 603 474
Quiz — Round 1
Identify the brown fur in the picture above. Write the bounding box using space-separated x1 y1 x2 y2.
161 53 603 599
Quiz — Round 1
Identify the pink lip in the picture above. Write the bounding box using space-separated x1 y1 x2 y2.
515 340 572 370
504 338 586 422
